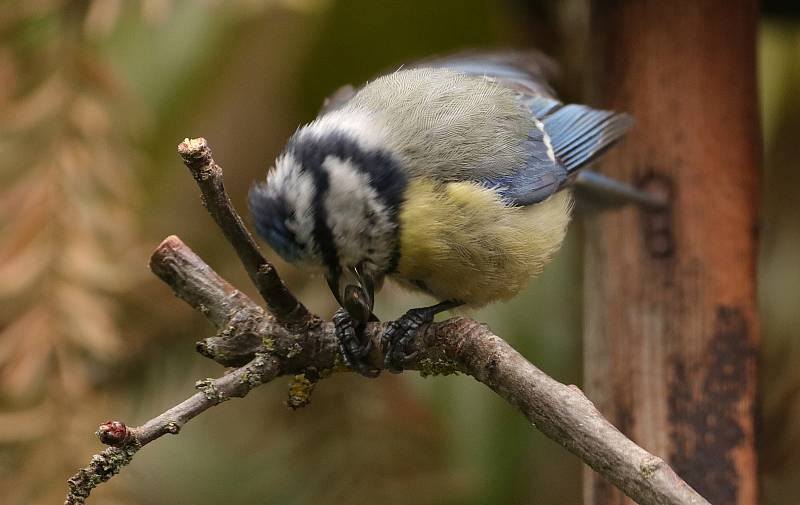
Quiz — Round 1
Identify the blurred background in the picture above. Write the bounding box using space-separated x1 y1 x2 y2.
0 0 797 503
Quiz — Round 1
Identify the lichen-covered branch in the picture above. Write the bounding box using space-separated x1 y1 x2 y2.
65 138 710 505
66 445 138 505
65 351 280 505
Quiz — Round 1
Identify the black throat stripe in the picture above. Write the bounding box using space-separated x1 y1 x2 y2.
287 132 407 273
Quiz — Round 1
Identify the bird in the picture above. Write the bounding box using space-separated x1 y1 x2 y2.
248 51 642 377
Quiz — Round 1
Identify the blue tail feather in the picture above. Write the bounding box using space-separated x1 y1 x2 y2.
542 104 632 173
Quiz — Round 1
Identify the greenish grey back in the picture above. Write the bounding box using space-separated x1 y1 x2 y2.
342 68 535 182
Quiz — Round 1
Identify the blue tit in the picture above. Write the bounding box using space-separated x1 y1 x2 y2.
248 51 632 376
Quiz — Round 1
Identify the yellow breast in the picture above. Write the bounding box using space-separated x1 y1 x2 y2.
394 178 573 306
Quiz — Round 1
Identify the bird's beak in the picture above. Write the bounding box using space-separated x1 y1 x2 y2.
326 262 375 327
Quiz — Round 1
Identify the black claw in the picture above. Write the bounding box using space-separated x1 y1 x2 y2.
381 300 463 373
382 307 433 373
333 308 380 378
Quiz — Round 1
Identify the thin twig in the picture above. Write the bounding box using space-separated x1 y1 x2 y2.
177 137 310 326
66 351 280 505
65 138 710 505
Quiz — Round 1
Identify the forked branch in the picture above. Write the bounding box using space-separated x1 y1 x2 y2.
65 138 709 505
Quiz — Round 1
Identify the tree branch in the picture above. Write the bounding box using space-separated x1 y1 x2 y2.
65 352 279 505
65 139 709 505
177 138 310 327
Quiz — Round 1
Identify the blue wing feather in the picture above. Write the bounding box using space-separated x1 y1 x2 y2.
525 95 562 118
489 120 567 206
544 105 633 173
492 101 632 206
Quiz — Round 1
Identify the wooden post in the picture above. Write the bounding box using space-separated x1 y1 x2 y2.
583 2 760 504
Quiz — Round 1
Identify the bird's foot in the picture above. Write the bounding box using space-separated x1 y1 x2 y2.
333 308 379 378
381 307 432 374
381 300 462 373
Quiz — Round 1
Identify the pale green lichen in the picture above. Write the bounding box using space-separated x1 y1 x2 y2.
67 444 141 504
194 378 226 403
286 373 314 409
286 341 303 358
331 348 349 372
417 357 461 378
639 457 663 479
261 335 276 353
252 352 270 368
239 353 269 388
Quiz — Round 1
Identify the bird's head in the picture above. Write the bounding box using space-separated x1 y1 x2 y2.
249 113 407 324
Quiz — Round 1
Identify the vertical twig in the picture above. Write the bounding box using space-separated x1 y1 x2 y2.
177 138 312 326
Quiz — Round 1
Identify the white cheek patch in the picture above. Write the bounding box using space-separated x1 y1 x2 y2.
322 156 395 269
266 153 317 257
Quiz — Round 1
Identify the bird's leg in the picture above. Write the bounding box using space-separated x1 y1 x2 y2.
571 170 668 210
382 300 463 373
333 308 380 378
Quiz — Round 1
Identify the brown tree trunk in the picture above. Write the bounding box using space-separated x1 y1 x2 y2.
583 2 760 504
